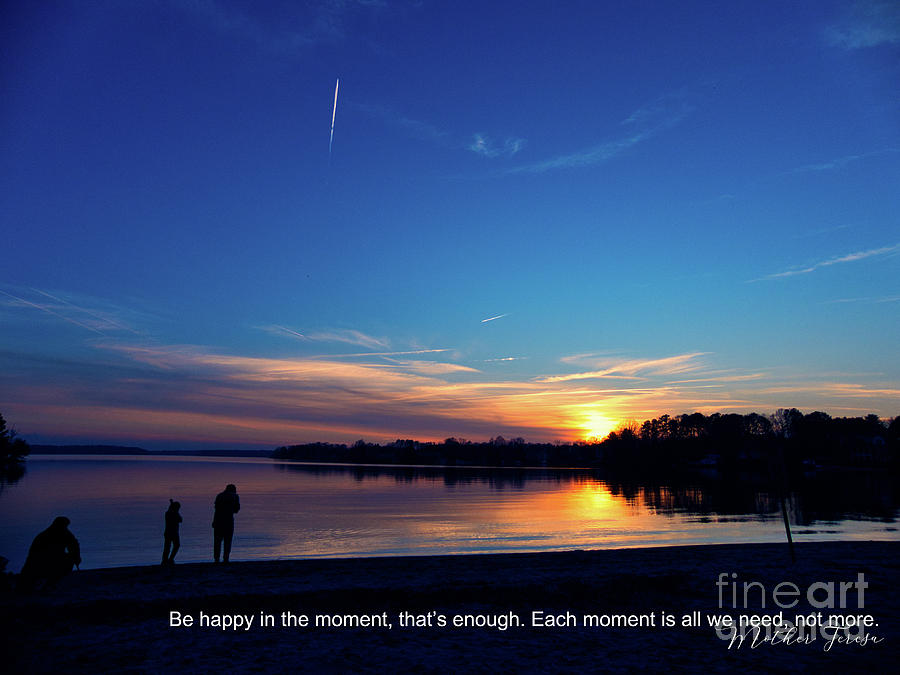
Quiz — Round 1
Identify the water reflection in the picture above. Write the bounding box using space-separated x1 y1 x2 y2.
276 460 900 525
0 461 25 496
0 456 896 570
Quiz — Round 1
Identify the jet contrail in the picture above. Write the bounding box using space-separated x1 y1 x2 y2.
329 77 340 159
31 287 140 334
481 313 509 323
271 324 307 339
0 289 104 334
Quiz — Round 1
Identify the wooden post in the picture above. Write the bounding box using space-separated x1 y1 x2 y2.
778 444 796 563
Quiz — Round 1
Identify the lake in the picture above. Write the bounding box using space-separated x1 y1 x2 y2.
1 455 897 570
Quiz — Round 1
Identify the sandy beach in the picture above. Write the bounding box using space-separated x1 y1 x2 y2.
2 541 897 673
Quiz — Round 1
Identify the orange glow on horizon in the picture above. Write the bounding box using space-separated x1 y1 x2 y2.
9 341 899 448
580 411 618 442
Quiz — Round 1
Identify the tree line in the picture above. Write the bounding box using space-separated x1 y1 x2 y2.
274 409 899 471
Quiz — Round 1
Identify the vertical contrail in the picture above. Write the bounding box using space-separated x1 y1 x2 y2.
329 78 340 159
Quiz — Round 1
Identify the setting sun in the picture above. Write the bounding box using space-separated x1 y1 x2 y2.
582 412 617 441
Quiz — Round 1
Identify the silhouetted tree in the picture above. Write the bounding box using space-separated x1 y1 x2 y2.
771 408 803 438
888 416 900 441
1 413 29 466
744 413 773 437
1 413 29 488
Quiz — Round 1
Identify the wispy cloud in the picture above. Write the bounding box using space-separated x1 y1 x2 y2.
1 289 104 334
504 96 691 175
260 324 307 339
790 148 899 174
379 358 479 376
620 94 688 126
825 0 900 49
259 324 389 349
754 382 900 399
825 295 900 304
357 104 525 159
0 286 145 335
355 103 452 146
540 352 709 383
324 348 452 358
5 341 899 446
752 243 900 281
175 0 387 55
504 130 653 175
6 343 728 444
29 289 141 335
558 351 621 365
469 134 526 158
792 224 853 239
305 329 390 349
665 373 766 385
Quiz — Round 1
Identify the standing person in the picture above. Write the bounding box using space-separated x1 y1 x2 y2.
162 499 182 565
212 484 240 563
19 516 81 591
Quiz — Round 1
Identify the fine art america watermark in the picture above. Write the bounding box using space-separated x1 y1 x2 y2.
712 572 883 650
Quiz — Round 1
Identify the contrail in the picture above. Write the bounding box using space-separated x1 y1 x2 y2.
31 287 140 334
0 289 104 334
329 77 340 159
271 324 307 339
481 313 509 323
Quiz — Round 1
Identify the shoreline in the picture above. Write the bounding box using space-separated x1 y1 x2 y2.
3 541 898 672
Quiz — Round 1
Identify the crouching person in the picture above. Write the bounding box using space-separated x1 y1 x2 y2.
19 516 81 591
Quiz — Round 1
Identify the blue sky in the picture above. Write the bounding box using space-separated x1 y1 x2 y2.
2 0 898 448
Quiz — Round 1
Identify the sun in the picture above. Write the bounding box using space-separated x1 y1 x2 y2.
582 412 617 441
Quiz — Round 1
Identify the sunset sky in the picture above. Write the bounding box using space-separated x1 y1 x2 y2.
2 1 898 448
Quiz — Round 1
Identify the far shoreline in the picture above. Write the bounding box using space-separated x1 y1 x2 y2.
25 451 889 474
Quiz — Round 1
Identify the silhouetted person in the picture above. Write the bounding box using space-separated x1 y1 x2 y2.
162 499 182 565
19 516 81 591
212 484 240 562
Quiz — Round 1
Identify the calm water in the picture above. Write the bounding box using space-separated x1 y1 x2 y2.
1 455 897 570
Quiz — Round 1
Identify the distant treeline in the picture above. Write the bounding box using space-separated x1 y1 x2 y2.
27 445 273 458
274 409 899 471
29 445 150 455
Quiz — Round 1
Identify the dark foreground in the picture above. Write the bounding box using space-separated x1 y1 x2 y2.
2 542 898 673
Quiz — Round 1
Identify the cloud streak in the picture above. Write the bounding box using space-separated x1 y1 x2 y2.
753 243 900 281
539 352 709 383
1 289 105 334
469 135 526 158
790 148 900 174
0 340 900 447
324 348 453 358
305 329 390 349
357 104 525 160
0 286 150 336
504 96 691 175
355 104 452 146
504 130 654 175
826 295 900 305
176 0 387 55
259 325 389 349
825 0 900 49
4 342 897 449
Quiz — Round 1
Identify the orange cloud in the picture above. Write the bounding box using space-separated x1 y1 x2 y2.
4 343 898 448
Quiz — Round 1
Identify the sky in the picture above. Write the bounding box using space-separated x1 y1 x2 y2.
1 0 898 449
